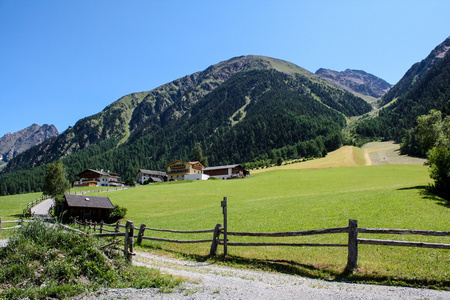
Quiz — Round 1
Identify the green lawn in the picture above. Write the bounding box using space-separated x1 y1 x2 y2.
1 164 449 288
89 164 450 287
0 192 42 221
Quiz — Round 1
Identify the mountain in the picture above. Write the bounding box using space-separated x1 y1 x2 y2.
380 36 450 106
315 68 392 99
355 37 450 141
0 55 373 195
0 124 59 163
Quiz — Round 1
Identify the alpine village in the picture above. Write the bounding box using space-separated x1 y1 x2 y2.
1 35 450 299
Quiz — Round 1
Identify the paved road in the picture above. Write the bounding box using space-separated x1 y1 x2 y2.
31 198 54 216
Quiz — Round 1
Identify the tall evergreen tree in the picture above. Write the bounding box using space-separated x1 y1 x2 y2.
189 142 208 167
43 160 70 198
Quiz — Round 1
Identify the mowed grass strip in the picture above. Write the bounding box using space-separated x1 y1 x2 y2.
98 164 449 286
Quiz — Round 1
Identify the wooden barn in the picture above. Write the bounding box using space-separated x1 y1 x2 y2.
64 194 114 222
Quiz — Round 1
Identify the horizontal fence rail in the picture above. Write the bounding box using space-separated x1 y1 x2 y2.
226 227 349 237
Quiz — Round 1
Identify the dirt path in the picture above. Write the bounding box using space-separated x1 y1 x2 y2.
77 251 450 300
362 142 426 166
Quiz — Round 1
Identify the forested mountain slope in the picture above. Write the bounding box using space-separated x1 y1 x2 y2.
0 56 372 195
356 50 450 141
380 36 450 107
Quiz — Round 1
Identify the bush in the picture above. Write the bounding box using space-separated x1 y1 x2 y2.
107 205 127 223
0 221 180 299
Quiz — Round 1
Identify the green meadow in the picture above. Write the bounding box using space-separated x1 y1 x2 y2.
0 162 448 288
93 164 449 287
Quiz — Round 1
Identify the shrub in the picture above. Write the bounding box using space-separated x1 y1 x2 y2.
0 221 180 299
107 205 127 223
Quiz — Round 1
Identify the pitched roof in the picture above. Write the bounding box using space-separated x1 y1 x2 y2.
76 169 118 177
64 194 115 209
149 177 163 182
137 169 166 176
164 160 205 169
203 164 242 171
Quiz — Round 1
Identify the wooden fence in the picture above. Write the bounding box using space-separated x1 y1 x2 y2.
24 195 51 215
67 186 128 196
0 217 32 236
66 197 450 271
4 196 450 271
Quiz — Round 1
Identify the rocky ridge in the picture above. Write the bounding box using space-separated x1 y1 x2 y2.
315 68 392 99
0 124 58 162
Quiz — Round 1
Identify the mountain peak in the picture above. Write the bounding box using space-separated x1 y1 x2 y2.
315 68 392 99
0 124 59 163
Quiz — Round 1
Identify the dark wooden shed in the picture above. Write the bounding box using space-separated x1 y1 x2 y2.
64 194 114 222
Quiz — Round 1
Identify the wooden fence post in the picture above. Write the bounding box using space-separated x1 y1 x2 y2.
345 219 358 273
18 218 23 226
100 220 104 234
221 197 228 256
124 220 134 261
115 221 120 233
210 223 222 256
0 217 2 237
137 224 146 245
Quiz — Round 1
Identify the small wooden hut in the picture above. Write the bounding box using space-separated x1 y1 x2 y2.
64 194 114 222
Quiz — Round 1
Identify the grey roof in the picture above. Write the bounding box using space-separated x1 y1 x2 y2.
202 164 242 171
64 194 115 209
149 177 163 182
138 169 166 176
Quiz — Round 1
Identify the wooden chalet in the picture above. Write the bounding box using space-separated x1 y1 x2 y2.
202 164 249 180
64 194 114 222
72 169 125 187
135 169 167 184
164 160 204 181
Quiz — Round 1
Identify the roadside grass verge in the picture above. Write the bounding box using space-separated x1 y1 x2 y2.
100 164 449 289
0 192 42 220
0 221 181 299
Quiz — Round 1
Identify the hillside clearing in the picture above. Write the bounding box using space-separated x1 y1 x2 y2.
252 142 426 174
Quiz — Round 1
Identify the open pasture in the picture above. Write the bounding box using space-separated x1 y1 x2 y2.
100 164 449 286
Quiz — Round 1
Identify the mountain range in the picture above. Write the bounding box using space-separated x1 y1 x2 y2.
1 36 449 196
0 124 58 164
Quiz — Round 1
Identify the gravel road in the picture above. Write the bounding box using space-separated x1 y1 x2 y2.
76 251 450 300
31 198 54 216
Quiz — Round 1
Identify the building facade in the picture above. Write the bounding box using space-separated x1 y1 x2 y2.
202 164 248 180
135 169 167 184
164 160 204 181
72 169 125 187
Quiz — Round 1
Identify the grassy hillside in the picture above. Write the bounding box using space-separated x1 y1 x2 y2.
87 162 450 287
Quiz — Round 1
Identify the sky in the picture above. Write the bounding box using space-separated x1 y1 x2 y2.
0 0 449 137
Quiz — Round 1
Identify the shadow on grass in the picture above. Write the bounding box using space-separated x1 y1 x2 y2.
136 244 450 290
397 185 450 208
8 213 28 218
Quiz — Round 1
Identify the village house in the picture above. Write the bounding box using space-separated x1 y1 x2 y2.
202 164 248 180
164 160 205 181
135 169 167 184
72 169 125 187
64 194 114 222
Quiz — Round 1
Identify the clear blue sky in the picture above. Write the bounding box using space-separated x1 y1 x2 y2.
1 0 449 137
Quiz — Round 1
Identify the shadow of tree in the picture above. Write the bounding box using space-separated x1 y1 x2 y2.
397 185 450 208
